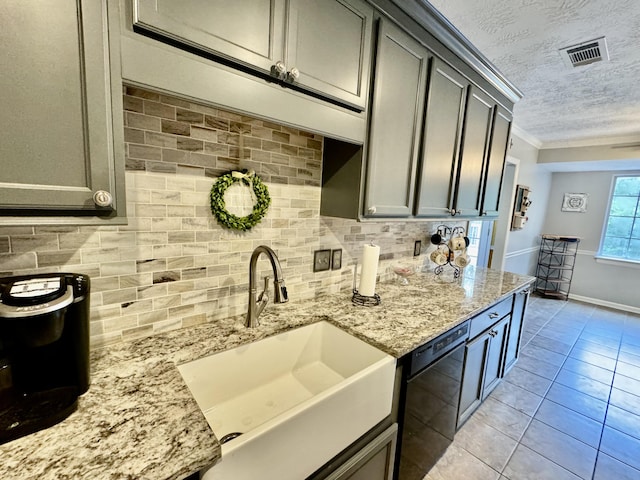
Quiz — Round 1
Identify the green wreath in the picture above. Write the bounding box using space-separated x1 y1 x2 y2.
210 170 270 231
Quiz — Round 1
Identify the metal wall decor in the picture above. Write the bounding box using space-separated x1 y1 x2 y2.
511 185 532 230
561 193 588 212
429 225 470 278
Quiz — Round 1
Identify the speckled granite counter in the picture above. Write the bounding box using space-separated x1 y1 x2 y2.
0 266 533 480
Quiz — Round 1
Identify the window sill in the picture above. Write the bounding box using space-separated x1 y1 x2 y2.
594 255 640 269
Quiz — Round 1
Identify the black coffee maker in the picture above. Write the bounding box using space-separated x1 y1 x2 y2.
0 273 90 444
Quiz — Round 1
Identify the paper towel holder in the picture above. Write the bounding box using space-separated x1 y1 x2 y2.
351 260 381 306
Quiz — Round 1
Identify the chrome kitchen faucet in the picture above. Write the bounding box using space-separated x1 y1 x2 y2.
246 245 288 327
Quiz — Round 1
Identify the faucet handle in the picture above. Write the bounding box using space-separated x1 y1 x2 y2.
258 276 270 303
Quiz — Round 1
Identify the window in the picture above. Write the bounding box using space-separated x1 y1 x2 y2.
599 175 640 261
466 220 493 267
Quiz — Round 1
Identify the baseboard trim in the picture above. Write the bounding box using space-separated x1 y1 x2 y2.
568 293 640 314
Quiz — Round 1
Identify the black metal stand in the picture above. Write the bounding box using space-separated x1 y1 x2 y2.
351 289 381 307
429 225 468 279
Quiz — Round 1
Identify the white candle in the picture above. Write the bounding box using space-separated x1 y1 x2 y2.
358 243 380 296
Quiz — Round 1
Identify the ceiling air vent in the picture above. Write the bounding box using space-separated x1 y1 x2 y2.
559 37 609 68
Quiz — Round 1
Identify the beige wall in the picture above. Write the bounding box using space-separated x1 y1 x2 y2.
0 87 440 349
542 170 640 311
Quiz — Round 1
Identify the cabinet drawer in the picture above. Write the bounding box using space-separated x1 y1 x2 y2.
469 295 513 339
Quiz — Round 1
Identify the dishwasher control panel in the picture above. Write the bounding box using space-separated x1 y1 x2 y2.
408 321 470 378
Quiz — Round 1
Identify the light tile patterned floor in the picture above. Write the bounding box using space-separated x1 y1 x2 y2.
425 295 640 480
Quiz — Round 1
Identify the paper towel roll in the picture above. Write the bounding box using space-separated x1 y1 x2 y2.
358 243 380 296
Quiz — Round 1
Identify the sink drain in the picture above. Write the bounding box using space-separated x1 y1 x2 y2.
220 432 243 445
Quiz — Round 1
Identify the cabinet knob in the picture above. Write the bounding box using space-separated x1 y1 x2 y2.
274 61 286 75
286 67 300 83
93 190 113 208
367 206 377 215
271 61 288 79
488 312 500 319
449 208 456 216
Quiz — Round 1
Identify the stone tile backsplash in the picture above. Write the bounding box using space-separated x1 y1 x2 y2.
0 87 443 349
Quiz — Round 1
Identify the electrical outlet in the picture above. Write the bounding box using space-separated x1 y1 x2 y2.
331 249 342 270
313 249 331 272
414 240 422 256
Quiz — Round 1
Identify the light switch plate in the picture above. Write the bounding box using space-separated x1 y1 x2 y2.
313 249 331 272
414 240 421 256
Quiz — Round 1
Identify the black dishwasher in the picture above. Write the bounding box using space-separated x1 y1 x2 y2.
396 321 470 480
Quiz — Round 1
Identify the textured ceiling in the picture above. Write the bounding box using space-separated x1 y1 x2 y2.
427 0 640 147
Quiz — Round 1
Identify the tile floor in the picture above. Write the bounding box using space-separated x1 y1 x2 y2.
425 294 640 480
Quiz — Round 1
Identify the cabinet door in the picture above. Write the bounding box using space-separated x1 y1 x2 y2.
324 424 397 480
364 19 429 217
480 105 512 217
286 0 373 109
482 316 510 398
0 0 124 216
133 0 286 72
415 59 468 217
458 332 490 426
504 288 530 374
452 87 494 217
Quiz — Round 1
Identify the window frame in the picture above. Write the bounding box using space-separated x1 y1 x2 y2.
596 174 640 264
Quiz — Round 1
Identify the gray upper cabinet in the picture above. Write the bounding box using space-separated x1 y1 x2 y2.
0 0 125 222
364 18 429 217
133 0 286 72
415 59 468 217
453 86 494 218
286 0 373 109
480 106 512 217
133 0 373 110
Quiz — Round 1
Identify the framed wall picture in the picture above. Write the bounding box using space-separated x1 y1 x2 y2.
562 193 588 212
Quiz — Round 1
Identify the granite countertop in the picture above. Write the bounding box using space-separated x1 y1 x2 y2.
0 266 534 480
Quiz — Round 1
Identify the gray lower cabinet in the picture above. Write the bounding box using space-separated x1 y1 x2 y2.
504 287 530 374
363 18 429 217
133 0 373 109
322 424 397 480
458 313 510 426
0 0 125 222
481 315 510 398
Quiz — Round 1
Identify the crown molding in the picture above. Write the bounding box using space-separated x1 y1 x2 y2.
510 124 543 150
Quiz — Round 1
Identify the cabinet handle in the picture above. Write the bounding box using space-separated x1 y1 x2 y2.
93 190 113 208
488 312 500 319
521 289 531 295
449 208 456 216
286 67 300 83
368 206 377 215
489 329 498 337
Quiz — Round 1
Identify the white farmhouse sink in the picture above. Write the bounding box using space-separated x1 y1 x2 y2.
177 321 396 480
